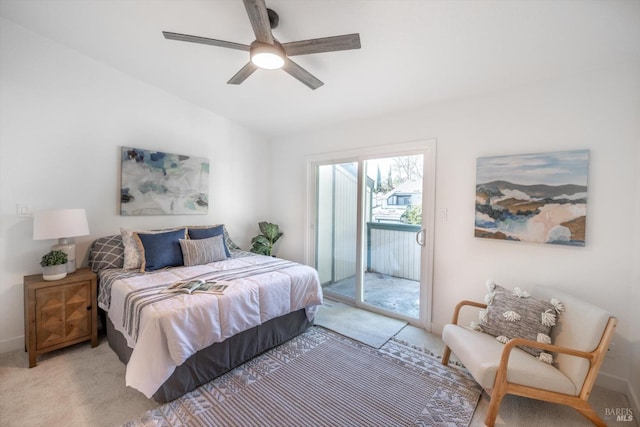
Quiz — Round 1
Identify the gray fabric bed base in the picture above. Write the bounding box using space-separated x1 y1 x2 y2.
105 309 312 403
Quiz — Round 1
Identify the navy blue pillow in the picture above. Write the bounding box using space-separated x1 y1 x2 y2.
188 225 231 257
136 228 187 272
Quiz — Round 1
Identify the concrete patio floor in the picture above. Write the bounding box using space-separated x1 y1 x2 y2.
322 272 420 319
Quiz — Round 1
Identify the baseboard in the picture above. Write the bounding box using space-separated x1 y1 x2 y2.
429 321 444 335
597 372 639 420
0 335 24 354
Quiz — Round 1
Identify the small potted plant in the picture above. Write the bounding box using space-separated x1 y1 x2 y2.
250 221 283 256
40 250 68 281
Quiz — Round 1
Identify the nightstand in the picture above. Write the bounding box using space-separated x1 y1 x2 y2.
24 268 98 367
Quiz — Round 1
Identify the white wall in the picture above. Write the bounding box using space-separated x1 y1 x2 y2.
270 65 640 399
0 18 269 352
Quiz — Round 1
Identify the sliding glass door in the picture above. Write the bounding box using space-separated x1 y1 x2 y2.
362 155 424 318
310 143 435 325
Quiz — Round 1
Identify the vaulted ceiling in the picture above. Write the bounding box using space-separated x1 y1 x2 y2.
1 0 639 138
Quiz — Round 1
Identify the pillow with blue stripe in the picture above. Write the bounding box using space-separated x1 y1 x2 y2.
187 225 231 257
180 235 228 266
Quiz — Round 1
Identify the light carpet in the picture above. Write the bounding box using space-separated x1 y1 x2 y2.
124 327 481 427
314 299 408 348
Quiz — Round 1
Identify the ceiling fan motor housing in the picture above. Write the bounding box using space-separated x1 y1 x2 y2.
267 8 279 29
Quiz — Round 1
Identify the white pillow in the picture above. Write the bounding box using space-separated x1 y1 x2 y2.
121 228 142 269
179 235 228 266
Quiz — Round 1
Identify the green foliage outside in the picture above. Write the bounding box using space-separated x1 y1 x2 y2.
372 155 423 194
401 205 422 225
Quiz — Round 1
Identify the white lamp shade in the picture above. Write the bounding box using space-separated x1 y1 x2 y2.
33 209 90 240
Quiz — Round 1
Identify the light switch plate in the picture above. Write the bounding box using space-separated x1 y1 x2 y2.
17 204 32 218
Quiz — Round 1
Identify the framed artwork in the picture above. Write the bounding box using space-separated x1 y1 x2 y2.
120 147 209 215
475 150 589 246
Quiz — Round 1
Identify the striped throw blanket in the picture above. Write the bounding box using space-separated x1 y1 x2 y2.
123 258 299 342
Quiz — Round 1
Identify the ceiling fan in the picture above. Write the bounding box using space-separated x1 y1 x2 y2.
163 0 361 90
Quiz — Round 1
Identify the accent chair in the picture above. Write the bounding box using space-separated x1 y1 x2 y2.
441 286 617 426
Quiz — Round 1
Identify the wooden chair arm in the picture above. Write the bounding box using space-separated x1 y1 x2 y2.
500 337 594 366
498 317 617 376
450 300 487 324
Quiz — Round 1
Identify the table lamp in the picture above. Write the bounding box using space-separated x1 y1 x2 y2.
33 208 90 273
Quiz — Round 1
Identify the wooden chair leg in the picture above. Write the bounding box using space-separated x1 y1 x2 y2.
441 346 451 365
485 383 508 426
572 401 607 427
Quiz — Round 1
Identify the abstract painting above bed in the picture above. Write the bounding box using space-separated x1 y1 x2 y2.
120 147 209 215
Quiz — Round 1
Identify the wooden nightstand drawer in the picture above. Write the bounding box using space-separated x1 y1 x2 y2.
24 268 97 367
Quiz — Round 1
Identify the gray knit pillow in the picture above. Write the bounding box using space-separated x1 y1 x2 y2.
476 281 564 364
179 235 228 266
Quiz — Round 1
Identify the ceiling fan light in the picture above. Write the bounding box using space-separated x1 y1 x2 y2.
250 43 285 70
251 52 284 69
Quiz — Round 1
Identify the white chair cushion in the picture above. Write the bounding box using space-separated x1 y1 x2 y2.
442 324 577 395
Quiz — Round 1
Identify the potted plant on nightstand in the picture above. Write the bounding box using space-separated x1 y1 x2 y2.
250 221 283 256
40 249 68 281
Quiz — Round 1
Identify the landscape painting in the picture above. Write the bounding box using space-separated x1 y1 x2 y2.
475 150 589 246
120 147 209 215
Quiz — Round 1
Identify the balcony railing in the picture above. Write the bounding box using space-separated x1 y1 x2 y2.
366 222 421 281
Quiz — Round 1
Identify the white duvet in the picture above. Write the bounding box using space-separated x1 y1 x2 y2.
106 254 323 398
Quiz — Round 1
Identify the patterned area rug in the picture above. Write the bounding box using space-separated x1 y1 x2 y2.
123 327 481 427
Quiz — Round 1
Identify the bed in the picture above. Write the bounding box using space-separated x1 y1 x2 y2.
88 225 322 403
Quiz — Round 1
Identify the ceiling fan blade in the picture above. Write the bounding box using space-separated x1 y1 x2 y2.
242 0 273 44
227 62 258 85
283 59 324 90
282 33 361 57
163 32 249 51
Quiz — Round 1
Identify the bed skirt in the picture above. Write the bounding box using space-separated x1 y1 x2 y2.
105 309 313 403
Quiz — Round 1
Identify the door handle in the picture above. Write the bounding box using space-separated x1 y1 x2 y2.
416 229 426 247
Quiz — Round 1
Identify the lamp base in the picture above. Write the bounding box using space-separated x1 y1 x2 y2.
52 238 77 273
